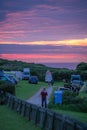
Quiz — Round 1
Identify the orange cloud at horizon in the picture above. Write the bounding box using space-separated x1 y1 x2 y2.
0 53 86 63
0 38 87 46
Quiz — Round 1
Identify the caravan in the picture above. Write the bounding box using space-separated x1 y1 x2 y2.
22 68 30 80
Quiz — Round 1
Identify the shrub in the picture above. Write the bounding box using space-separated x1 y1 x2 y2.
0 80 15 95
64 82 70 88
62 91 77 104
0 80 15 105
48 89 87 113
0 91 5 105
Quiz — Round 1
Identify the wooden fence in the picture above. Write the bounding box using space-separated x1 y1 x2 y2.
5 93 87 130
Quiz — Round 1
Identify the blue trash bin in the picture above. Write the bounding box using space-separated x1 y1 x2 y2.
54 91 62 104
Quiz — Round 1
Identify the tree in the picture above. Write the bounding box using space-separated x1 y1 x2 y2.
76 62 87 71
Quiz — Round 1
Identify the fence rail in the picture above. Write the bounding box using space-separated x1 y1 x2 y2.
5 93 87 130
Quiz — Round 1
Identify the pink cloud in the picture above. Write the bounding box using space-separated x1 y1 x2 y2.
0 53 87 63
0 13 79 42
0 6 86 43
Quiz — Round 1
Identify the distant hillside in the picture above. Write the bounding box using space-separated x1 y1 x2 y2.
0 58 58 81
0 58 87 81
0 58 49 71
0 58 71 81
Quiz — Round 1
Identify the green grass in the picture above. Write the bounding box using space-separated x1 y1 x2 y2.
0 105 41 130
15 80 60 100
53 81 64 90
52 109 87 123
0 81 60 130
1 80 87 130
49 81 87 123
0 81 49 130
79 83 87 98
79 92 87 98
15 80 49 100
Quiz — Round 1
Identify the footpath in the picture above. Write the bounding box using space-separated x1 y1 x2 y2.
27 86 53 107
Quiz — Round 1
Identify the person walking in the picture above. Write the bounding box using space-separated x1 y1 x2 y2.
40 88 48 108
45 70 53 86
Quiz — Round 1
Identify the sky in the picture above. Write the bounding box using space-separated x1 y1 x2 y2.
0 0 87 65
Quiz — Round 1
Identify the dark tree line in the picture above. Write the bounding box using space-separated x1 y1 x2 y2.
0 59 87 81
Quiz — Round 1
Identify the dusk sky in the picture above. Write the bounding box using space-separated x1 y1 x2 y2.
0 0 87 64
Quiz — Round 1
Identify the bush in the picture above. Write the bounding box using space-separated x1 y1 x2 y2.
0 80 15 105
64 82 70 88
0 91 5 105
48 90 87 113
62 91 77 104
64 102 87 113
0 80 15 95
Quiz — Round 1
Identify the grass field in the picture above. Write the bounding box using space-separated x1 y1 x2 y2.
52 109 87 123
51 82 87 123
15 80 61 99
15 80 52 99
0 80 45 130
0 80 87 130
15 80 87 123
0 81 60 130
0 105 41 130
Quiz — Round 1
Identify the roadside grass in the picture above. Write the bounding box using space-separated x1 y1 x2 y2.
49 81 87 123
79 92 87 98
15 80 49 100
53 81 64 90
15 80 60 100
0 105 41 130
15 80 87 124
0 81 60 130
79 83 87 98
52 109 87 123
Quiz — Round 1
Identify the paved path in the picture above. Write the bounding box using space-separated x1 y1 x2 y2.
27 86 53 107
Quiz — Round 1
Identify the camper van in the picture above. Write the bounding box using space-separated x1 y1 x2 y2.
22 68 30 80
70 74 84 92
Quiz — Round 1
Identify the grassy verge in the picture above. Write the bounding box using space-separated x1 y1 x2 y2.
15 80 48 99
0 105 41 130
13 80 87 124
49 82 87 123
15 80 60 100
52 108 87 123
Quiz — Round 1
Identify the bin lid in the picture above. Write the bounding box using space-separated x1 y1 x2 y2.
54 90 62 94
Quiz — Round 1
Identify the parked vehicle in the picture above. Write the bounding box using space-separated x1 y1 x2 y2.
0 70 4 77
0 70 16 84
0 75 16 84
23 68 30 80
58 87 70 92
29 76 38 84
70 74 84 92
8 75 18 84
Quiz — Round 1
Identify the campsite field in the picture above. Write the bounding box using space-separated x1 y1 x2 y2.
0 80 87 130
0 105 41 130
16 80 51 99
15 80 87 123
15 80 61 99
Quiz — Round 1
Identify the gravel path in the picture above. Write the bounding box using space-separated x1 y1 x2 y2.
27 86 53 107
